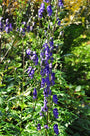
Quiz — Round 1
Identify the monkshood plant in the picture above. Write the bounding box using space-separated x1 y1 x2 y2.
25 0 64 135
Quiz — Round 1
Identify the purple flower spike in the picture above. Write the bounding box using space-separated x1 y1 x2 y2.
47 5 52 16
53 124 59 135
53 108 59 118
0 17 3 32
53 95 58 104
38 3 45 18
9 23 12 31
37 123 41 130
33 88 37 99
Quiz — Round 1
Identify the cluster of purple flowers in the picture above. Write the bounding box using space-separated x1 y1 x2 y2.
0 18 12 33
26 50 38 103
38 2 52 18
26 49 38 79
0 17 34 35
5 19 12 33
18 21 34 35
27 66 35 79
26 49 38 66
26 49 38 100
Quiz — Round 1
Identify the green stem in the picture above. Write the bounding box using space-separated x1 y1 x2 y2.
0 37 1 62
22 41 24 93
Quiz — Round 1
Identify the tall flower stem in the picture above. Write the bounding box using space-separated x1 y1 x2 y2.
0 38 1 62
45 130 48 136
22 40 25 93
53 0 59 36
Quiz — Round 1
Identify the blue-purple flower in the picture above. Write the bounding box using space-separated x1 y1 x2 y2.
26 49 38 65
31 53 38 65
51 72 55 85
44 125 49 129
37 123 41 130
5 19 13 33
53 95 58 104
58 0 63 8
43 103 48 112
27 66 32 74
47 5 52 16
9 23 12 31
28 68 34 79
53 108 59 118
26 49 31 55
57 18 61 26
0 17 3 32
33 88 37 99
38 3 45 18
44 88 48 97
53 124 59 135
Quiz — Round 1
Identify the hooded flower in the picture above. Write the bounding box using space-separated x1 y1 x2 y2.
44 125 49 129
53 108 59 118
33 88 37 99
26 49 31 55
53 124 59 135
0 17 3 32
58 0 63 8
53 95 58 104
47 5 52 16
37 123 41 130
38 3 45 18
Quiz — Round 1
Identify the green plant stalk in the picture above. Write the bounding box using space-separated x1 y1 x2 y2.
22 40 25 93
0 37 1 62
